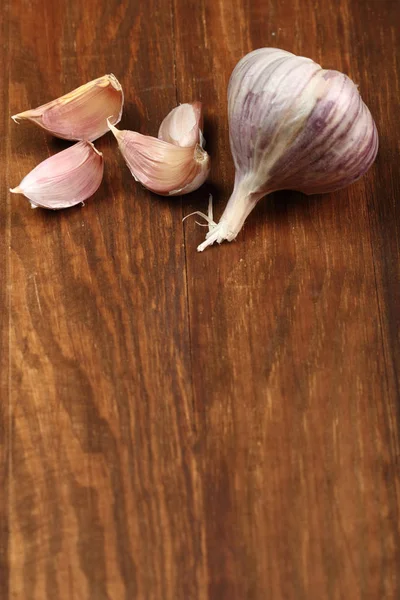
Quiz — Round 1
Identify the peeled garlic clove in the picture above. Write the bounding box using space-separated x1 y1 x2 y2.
108 120 210 196
158 101 205 148
11 74 123 141
10 141 103 210
198 48 378 251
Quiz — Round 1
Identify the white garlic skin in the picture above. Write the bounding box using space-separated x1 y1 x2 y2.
229 48 378 196
198 48 378 250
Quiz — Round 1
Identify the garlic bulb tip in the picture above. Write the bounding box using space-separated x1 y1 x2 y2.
107 117 121 138
88 141 103 156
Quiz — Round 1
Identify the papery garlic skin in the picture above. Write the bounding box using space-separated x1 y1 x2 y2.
109 120 210 196
10 141 104 209
12 74 124 141
198 48 378 251
158 102 204 148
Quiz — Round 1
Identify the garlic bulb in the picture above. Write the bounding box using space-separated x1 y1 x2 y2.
10 141 104 209
158 101 204 148
197 48 378 251
12 74 123 142
108 116 210 196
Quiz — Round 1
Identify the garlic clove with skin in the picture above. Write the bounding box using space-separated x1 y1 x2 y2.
10 141 104 210
158 101 204 148
197 48 378 251
11 74 124 142
108 119 210 196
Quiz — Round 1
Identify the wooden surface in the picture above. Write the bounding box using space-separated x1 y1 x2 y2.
1 0 400 598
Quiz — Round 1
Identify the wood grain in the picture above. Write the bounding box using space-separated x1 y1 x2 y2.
1 0 399 598
1 1 10 597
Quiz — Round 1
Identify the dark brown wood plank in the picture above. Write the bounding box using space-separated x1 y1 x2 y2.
3 0 400 598
6 0 204 598
0 1 10 597
173 0 400 598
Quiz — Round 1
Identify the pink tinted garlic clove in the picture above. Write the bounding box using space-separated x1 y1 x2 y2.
11 74 124 141
10 141 104 210
108 119 210 196
158 101 205 148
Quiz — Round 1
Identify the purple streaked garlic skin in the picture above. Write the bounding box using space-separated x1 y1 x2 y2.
198 48 378 251
11 74 124 142
10 141 104 210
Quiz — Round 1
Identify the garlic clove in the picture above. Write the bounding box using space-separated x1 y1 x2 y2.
158 101 204 148
11 74 124 141
10 141 104 209
108 120 210 196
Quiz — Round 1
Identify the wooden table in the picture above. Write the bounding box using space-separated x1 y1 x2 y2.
1 0 399 598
